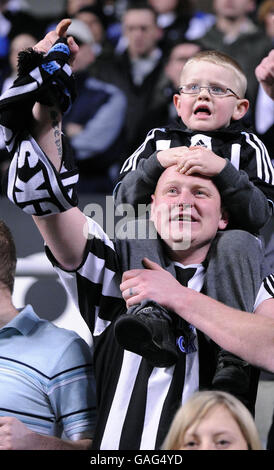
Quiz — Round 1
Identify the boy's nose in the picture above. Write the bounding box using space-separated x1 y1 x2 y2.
197 87 211 99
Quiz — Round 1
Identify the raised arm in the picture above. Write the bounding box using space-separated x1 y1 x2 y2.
0 20 88 270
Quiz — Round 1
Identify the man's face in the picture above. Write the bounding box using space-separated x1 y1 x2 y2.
213 0 255 19
150 166 228 255
123 9 161 58
165 43 201 89
173 60 245 131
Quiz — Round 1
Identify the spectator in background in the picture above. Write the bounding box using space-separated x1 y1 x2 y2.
162 391 262 450
91 2 166 156
198 0 272 143
148 0 215 50
0 0 47 89
0 32 37 190
258 0 274 41
255 2 274 155
146 40 202 128
65 0 99 17
0 219 96 449
74 4 114 61
147 0 193 53
63 19 127 193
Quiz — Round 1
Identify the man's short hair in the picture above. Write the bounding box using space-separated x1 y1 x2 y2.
0 220 17 293
124 1 157 22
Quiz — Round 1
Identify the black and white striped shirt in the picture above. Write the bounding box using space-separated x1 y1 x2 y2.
46 216 274 450
115 119 274 233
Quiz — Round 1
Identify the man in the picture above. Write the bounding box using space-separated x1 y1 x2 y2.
63 18 127 193
90 2 165 155
199 0 272 136
0 19 273 450
0 220 95 450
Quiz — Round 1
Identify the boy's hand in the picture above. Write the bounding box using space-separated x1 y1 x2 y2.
157 146 191 168
176 146 226 177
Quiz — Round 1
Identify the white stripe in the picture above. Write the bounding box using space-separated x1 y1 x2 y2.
0 81 38 101
100 351 142 449
29 67 43 85
139 366 174 450
253 133 274 183
181 337 199 405
230 143 241 170
120 128 164 173
61 174 79 186
62 63 72 76
30 135 76 209
93 306 111 336
242 132 262 179
242 131 270 181
156 139 171 151
78 252 121 298
7 152 18 204
254 278 274 311
48 374 88 395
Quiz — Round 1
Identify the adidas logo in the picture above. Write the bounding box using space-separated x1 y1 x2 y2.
195 139 207 147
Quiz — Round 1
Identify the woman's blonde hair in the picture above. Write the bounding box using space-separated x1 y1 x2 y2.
162 390 262 450
180 50 247 98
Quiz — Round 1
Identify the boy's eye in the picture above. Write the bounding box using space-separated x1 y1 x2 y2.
189 84 200 92
210 85 226 94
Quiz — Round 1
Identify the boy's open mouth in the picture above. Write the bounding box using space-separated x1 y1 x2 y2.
194 105 211 115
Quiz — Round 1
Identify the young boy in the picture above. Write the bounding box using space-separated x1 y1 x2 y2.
113 51 274 406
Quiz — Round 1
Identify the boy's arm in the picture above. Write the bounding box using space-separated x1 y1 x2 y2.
176 142 274 232
212 159 273 231
114 133 188 209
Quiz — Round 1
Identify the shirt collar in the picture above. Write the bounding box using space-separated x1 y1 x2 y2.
0 305 40 336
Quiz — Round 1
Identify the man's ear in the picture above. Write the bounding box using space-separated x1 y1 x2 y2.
232 98 249 121
218 207 229 231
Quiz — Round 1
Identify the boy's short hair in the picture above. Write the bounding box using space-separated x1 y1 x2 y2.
0 220 17 293
181 50 247 97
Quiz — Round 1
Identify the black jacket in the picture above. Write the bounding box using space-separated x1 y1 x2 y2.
115 119 274 232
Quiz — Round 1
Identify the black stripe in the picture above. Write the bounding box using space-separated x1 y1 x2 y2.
0 355 51 379
0 356 92 381
88 236 120 272
119 359 153 450
0 408 54 422
50 363 93 380
264 275 274 297
56 407 96 423
155 354 186 449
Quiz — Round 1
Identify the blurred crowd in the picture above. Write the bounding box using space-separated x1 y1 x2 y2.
0 0 273 194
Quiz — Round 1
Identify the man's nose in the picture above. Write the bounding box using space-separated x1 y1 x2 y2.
179 191 195 205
